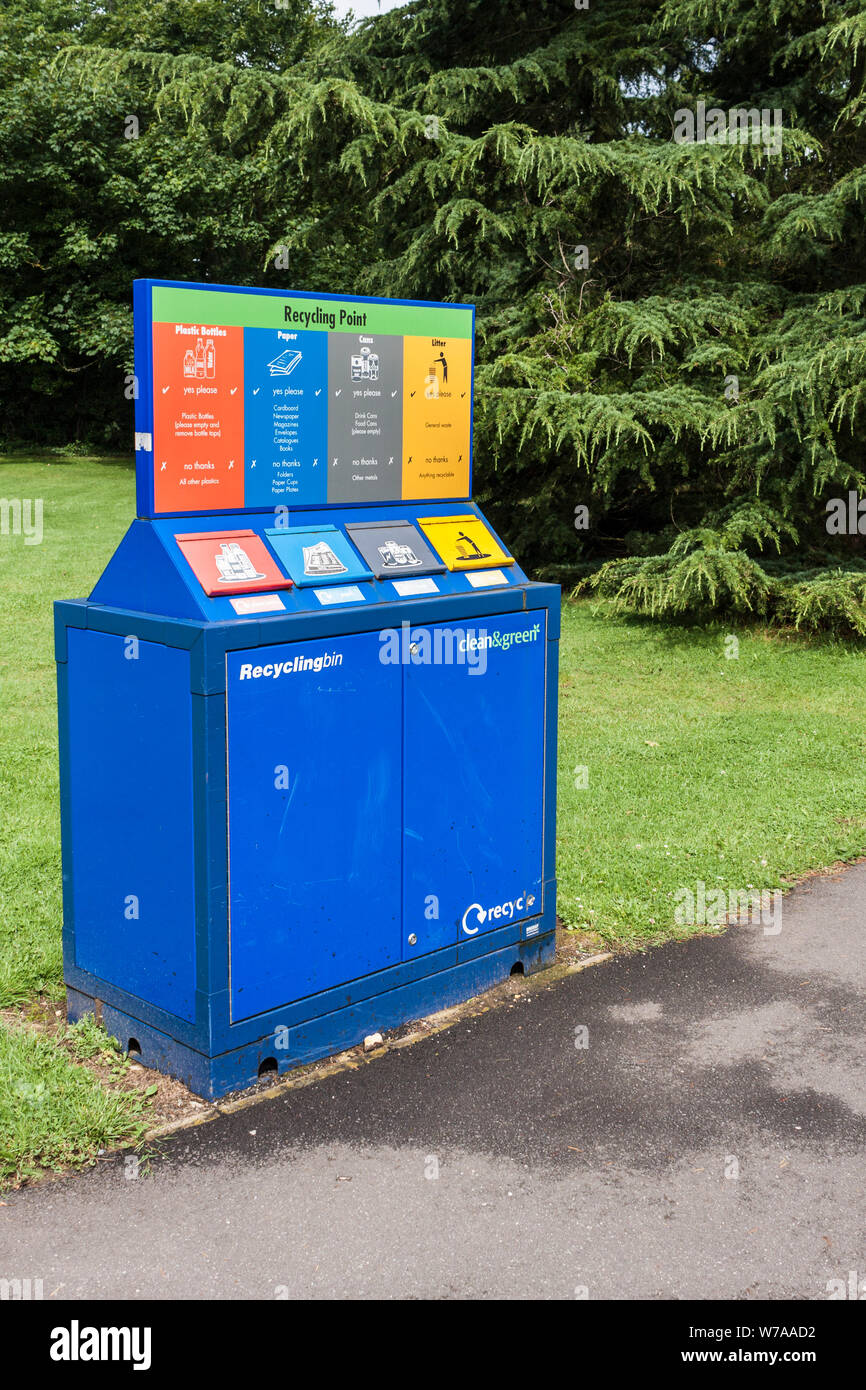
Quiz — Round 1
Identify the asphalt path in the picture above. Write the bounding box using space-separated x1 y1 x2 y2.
3 864 865 1299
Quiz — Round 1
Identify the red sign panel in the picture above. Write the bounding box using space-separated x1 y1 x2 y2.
152 322 246 514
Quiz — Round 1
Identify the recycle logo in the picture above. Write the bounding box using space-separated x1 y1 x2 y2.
461 902 487 936
461 894 536 936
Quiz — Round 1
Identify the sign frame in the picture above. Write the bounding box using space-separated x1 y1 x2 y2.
133 279 476 520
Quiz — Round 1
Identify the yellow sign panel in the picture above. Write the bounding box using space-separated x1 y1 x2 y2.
401 336 472 500
416 514 514 570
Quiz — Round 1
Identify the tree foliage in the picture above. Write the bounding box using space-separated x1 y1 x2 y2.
0 0 341 443
1 0 865 628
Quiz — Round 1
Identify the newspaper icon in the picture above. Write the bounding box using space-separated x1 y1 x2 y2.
302 540 348 578
267 349 303 378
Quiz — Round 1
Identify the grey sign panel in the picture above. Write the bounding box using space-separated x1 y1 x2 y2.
327 334 404 503
345 521 446 579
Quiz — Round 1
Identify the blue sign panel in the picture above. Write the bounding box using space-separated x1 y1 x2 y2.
242 327 329 507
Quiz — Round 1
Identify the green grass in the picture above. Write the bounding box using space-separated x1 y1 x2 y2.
0 455 134 1004
557 609 866 944
0 455 149 1188
0 1021 151 1187
3 452 866 1183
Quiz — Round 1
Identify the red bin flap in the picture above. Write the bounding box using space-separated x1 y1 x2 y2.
175 529 292 597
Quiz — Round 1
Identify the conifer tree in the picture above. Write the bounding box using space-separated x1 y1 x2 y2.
2 0 865 628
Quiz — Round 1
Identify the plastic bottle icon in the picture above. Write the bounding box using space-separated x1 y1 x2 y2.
215 542 265 583
195 338 206 378
205 339 215 378
183 350 195 379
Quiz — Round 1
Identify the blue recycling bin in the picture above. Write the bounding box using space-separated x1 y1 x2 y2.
56 280 559 1098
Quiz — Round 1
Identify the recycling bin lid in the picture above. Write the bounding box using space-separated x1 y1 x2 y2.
174 529 292 596
416 514 514 570
345 520 446 579
264 524 373 588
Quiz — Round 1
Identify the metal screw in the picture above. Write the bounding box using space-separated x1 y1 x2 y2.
409 642 419 654
408 933 417 945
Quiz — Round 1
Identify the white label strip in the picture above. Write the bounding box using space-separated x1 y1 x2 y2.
392 577 440 597
314 585 365 606
466 569 508 588
230 593 286 614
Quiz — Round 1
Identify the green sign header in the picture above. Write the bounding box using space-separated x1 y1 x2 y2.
152 286 473 339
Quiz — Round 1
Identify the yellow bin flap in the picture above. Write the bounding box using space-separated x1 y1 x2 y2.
416 514 514 571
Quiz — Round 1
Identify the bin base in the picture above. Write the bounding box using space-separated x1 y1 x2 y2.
66 931 556 1101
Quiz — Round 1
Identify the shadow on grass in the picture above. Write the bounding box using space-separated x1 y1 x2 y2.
562 595 866 654
0 450 134 470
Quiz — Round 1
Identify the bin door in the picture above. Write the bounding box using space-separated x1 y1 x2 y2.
226 631 402 1019
402 610 547 958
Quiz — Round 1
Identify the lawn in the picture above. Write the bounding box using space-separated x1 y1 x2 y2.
0 454 149 1186
557 611 866 946
0 1018 153 1188
2 453 866 1184
0 455 134 1005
